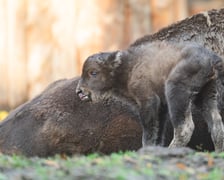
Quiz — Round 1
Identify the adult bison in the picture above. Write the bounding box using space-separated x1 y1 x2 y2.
0 78 142 157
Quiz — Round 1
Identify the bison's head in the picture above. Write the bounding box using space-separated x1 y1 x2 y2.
76 51 122 102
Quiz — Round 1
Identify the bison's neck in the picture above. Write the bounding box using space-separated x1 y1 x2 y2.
111 53 136 100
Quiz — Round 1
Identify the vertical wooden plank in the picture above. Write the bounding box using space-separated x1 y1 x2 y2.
124 0 151 45
50 0 76 80
150 0 173 32
7 0 28 108
26 0 77 99
26 0 54 98
0 0 9 110
174 0 188 20
150 0 188 32
75 0 152 74
75 0 126 74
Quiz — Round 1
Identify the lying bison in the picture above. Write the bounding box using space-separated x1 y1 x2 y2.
76 41 224 152
0 78 142 157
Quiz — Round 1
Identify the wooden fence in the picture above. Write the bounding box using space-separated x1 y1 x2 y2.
0 0 223 110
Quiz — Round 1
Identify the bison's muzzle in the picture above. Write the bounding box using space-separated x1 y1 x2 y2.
76 89 90 101
76 82 91 102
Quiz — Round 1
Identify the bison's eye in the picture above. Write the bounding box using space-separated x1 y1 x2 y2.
97 56 103 61
88 70 98 77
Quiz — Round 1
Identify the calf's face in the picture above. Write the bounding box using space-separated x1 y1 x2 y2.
76 51 121 102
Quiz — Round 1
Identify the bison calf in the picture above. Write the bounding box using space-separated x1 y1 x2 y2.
76 41 224 152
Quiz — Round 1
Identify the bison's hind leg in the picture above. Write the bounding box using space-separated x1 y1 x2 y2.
199 80 224 152
165 48 224 151
165 81 195 148
165 51 208 149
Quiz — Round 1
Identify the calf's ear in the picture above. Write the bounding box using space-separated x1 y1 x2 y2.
107 51 122 69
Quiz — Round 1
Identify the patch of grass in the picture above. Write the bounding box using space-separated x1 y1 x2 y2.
214 152 224 158
0 173 7 180
207 168 223 180
0 150 223 179
0 154 31 168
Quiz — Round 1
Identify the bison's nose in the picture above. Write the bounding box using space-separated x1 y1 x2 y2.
76 87 91 101
75 88 82 95
76 81 84 95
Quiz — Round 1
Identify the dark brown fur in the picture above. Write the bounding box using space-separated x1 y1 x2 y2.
0 78 142 157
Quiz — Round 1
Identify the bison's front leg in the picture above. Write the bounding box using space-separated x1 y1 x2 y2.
140 94 160 147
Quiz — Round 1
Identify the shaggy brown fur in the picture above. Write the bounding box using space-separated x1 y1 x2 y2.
0 78 142 157
77 41 224 152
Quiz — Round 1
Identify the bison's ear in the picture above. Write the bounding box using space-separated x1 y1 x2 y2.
107 51 122 69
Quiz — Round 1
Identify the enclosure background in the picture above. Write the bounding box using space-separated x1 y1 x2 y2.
0 0 223 109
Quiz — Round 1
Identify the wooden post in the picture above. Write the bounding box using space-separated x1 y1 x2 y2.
75 0 151 74
26 0 77 99
150 0 188 32
0 0 9 110
7 0 28 108
174 0 188 21
124 0 151 45
50 0 76 80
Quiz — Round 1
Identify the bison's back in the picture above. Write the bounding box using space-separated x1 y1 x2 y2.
0 78 142 157
127 42 186 101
